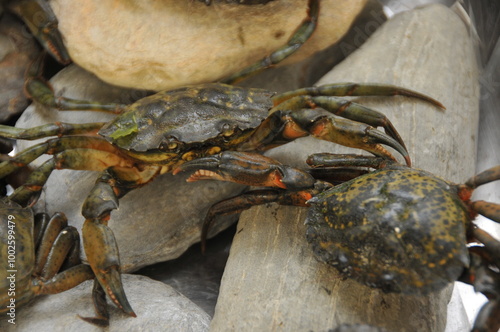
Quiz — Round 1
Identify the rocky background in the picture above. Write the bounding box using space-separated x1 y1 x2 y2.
0 0 498 331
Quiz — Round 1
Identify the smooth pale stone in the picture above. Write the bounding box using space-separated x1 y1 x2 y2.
15 65 245 272
49 0 368 90
0 274 211 331
211 4 479 332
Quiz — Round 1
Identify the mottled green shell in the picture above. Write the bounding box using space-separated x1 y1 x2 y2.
306 165 470 294
0 198 34 290
99 83 274 152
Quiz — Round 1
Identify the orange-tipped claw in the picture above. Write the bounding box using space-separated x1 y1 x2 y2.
174 151 315 190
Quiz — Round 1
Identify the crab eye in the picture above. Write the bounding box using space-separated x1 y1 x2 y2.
221 123 235 137
160 136 180 151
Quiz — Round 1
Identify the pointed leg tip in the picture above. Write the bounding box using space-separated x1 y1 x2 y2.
404 155 412 167
78 315 110 327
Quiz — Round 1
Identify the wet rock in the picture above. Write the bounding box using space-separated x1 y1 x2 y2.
15 65 245 272
49 0 369 90
211 4 478 331
0 274 211 331
0 13 39 122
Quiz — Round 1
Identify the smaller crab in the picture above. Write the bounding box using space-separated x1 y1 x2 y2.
0 197 96 322
175 152 500 332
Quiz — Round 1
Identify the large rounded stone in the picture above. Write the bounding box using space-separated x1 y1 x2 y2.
49 0 368 90
210 4 478 331
0 274 211 331
15 65 245 272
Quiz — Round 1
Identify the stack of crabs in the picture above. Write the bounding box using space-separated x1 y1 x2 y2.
0 0 499 331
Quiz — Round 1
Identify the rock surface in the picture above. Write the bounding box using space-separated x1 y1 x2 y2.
49 0 369 90
0 274 211 331
210 4 479 332
15 65 245 272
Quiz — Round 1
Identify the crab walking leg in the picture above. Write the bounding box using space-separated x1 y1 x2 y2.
33 212 69 276
306 153 389 169
6 264 96 310
199 189 322 253
238 107 410 165
460 165 500 222
79 280 111 327
10 153 158 316
272 83 445 109
23 54 127 114
466 165 500 188
271 95 413 154
0 136 128 202
0 122 105 140
473 299 500 332
221 0 318 84
7 0 71 64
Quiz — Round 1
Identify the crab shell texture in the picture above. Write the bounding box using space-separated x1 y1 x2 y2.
306 164 470 294
99 84 274 155
0 198 35 309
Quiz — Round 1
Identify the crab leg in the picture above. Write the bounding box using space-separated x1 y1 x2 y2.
238 107 411 166
7 0 71 64
461 165 500 223
79 280 111 327
24 54 127 113
81 170 163 319
466 165 500 188
33 212 69 277
9 163 145 318
0 122 105 140
1 136 128 205
221 0 318 84
272 83 445 109
306 153 390 169
271 95 413 154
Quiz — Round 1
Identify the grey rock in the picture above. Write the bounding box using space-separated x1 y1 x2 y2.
211 4 478 332
15 65 245 272
0 274 211 332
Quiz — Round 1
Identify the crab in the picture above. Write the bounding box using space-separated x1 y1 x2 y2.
0 45 445 323
2 0 70 64
175 152 500 332
0 197 95 323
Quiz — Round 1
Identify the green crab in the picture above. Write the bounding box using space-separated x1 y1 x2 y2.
176 152 500 332
0 197 95 323
0 53 443 323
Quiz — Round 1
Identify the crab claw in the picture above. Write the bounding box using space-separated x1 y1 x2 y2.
82 220 136 318
174 151 316 190
8 0 71 64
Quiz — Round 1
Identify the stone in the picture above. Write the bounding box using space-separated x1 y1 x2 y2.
15 65 245 272
0 274 211 331
210 4 479 332
49 0 369 90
